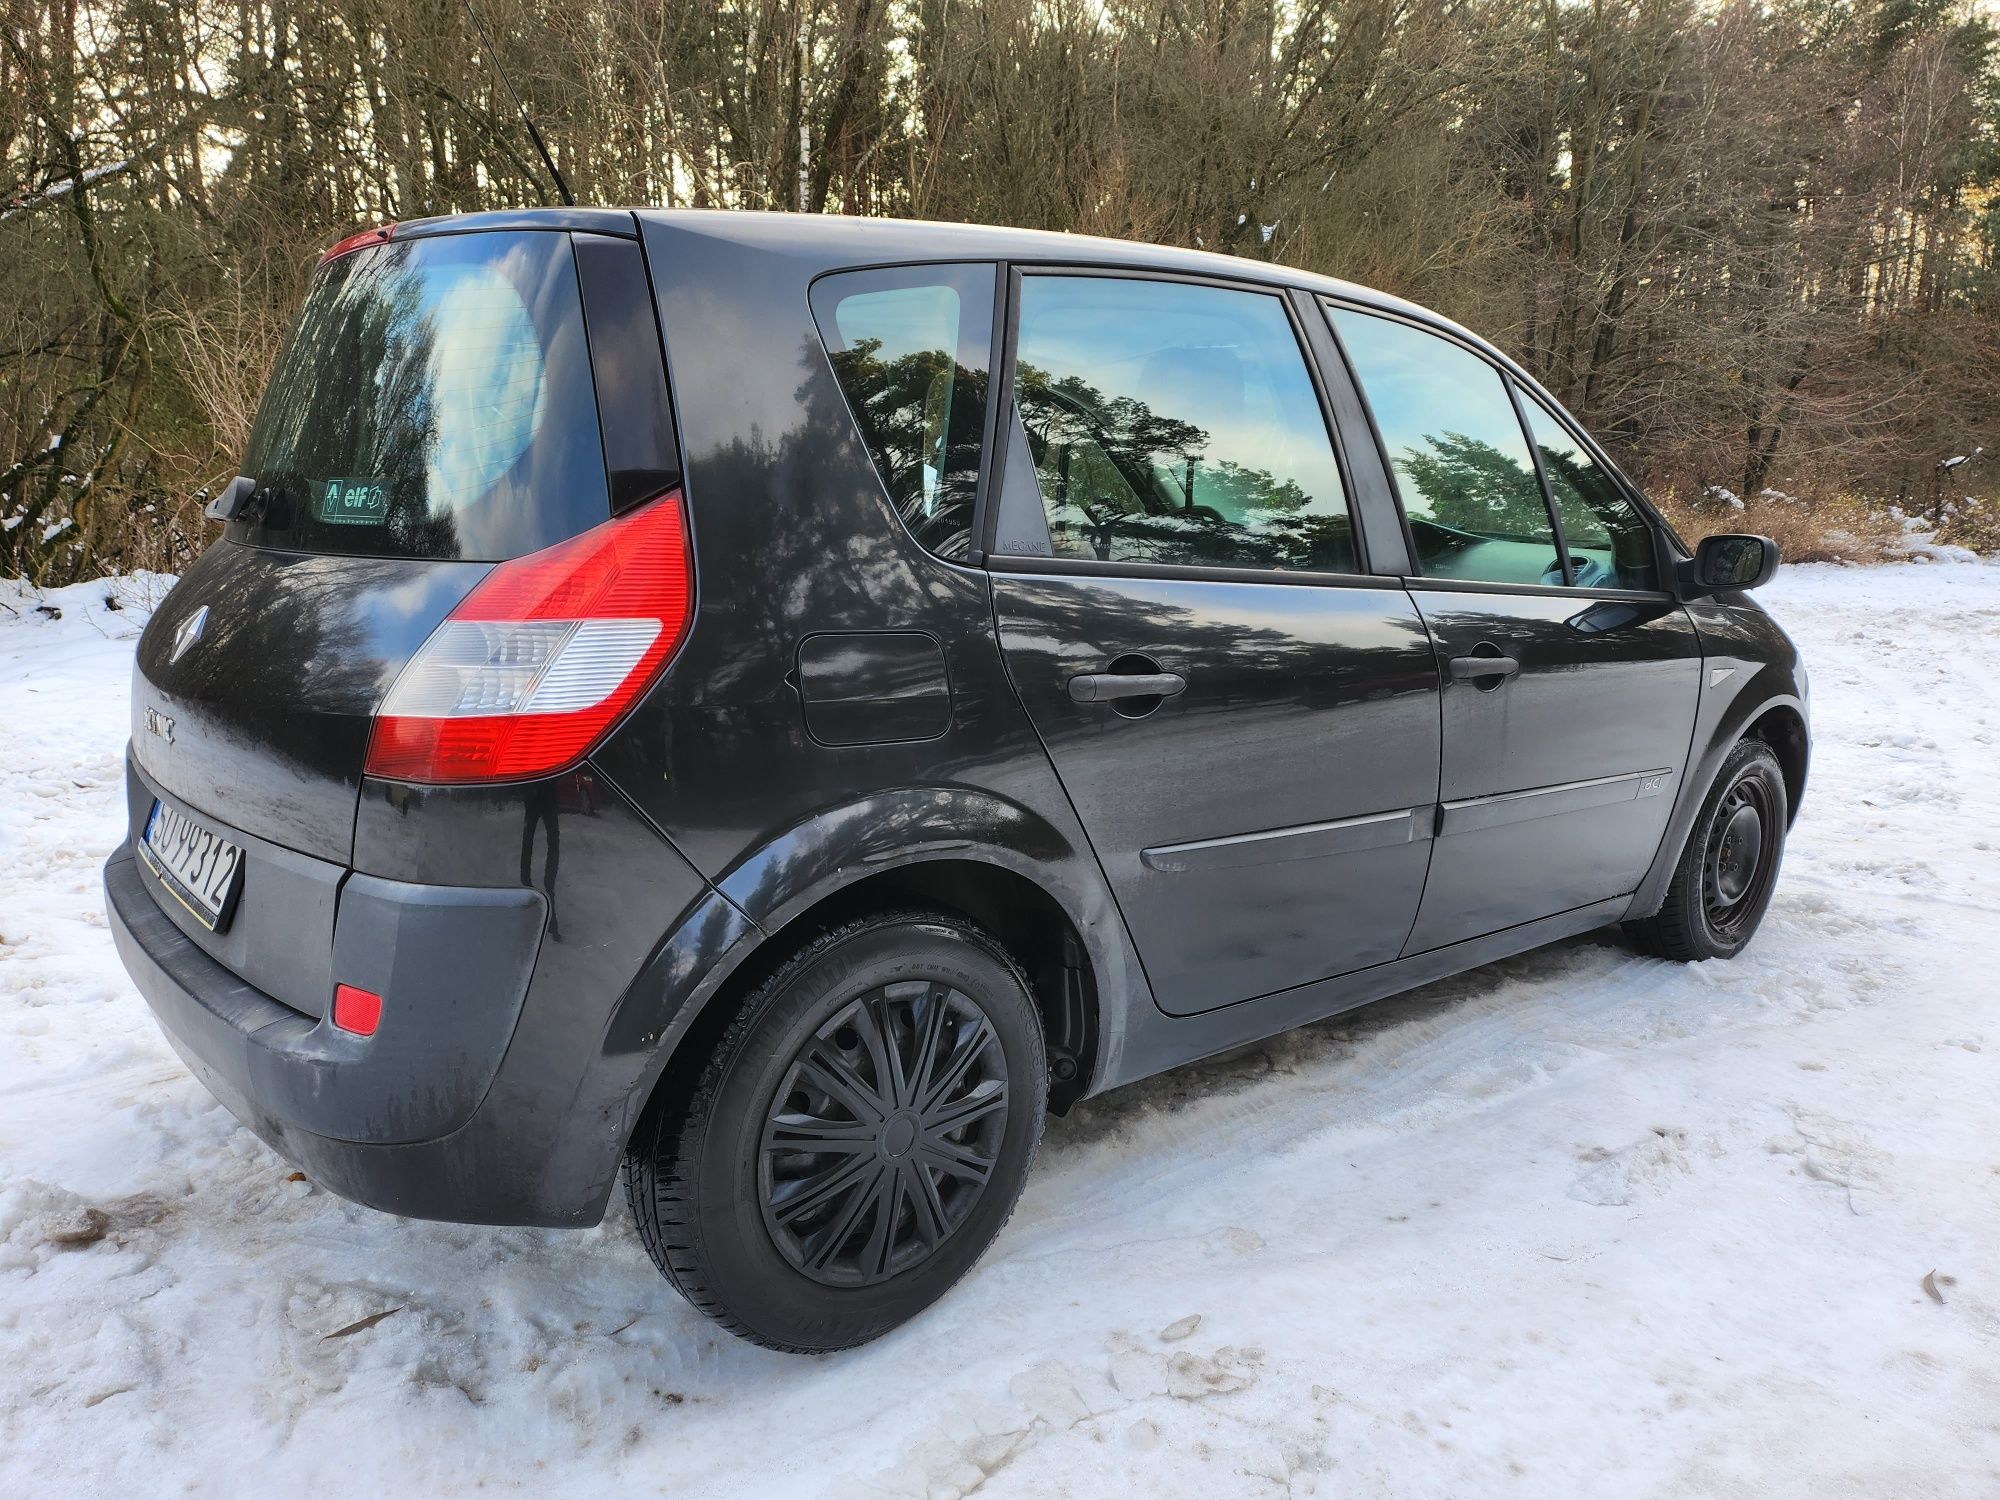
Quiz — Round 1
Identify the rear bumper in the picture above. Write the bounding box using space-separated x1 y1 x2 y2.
104 841 574 1224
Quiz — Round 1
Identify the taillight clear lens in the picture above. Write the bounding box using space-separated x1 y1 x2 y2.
365 491 691 784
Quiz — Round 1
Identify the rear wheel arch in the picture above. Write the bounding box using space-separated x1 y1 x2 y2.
625 907 1051 1350
625 857 1104 1164
765 860 1100 1111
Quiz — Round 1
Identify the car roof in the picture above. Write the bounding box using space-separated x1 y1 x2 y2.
631 206 1479 337
394 205 1501 366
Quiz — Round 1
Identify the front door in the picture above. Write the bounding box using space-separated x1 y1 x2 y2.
1403 590 1700 950
1327 304 1702 953
989 272 1441 1015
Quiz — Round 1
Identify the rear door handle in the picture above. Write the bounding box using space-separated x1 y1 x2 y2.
1447 655 1520 683
1067 672 1187 703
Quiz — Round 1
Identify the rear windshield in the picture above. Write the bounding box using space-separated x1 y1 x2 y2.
233 231 609 560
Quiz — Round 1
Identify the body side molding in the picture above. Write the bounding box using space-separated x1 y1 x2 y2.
1438 769 1672 837
1141 806 1432 873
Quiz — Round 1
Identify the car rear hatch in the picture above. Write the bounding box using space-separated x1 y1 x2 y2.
127 217 683 1011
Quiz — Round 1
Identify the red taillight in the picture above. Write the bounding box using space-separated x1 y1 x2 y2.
332 984 384 1037
318 224 396 267
364 491 692 785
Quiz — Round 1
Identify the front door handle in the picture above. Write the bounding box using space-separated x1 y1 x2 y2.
1067 671 1187 704
1447 654 1520 684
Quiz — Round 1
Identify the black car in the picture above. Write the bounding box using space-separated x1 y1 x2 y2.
103 208 1807 1352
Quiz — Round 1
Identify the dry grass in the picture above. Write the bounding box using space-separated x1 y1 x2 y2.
1935 496 2000 554
1654 487 1904 565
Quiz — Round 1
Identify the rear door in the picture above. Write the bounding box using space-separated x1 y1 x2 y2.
1326 303 1701 954
988 271 1441 1016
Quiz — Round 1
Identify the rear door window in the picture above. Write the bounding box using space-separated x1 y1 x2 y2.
1330 306 1559 587
1006 275 1355 573
235 230 609 560
811 264 995 562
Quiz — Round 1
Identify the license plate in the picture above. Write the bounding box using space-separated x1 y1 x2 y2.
139 800 244 932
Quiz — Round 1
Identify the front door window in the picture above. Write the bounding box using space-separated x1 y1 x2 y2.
1519 396 1659 591
1329 307 1559 587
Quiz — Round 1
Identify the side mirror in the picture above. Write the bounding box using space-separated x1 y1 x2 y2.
1682 534 1778 597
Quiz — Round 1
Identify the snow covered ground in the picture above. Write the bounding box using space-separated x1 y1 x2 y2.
2 561 1997 1498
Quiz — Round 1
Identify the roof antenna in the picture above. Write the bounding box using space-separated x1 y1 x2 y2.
461 0 576 207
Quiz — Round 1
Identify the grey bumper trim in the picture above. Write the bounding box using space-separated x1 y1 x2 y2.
105 843 545 1146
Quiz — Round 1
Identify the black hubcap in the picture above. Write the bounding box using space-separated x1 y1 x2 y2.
759 981 1008 1288
1704 774 1774 937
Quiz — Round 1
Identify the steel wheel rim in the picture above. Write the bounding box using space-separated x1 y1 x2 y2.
758 980 1009 1288
1704 773 1776 940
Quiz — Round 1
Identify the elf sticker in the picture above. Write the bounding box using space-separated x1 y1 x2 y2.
315 477 389 525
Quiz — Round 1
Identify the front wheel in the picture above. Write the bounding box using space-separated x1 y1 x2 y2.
625 911 1047 1352
1625 737 1788 961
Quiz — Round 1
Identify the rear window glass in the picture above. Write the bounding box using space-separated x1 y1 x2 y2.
811 264 994 561
234 231 608 560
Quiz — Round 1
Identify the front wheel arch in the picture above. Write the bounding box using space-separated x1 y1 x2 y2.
1626 682 1806 923
1744 704 1809 826
1624 736 1788 961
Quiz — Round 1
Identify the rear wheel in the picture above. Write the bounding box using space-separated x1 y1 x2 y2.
1625 738 1788 961
626 911 1047 1352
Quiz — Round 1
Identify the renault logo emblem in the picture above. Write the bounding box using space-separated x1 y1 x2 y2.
170 604 208 663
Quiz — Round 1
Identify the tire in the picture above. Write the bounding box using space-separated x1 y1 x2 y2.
625 910 1048 1353
1625 737 1788 961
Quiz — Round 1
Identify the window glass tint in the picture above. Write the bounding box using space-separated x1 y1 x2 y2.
1010 277 1355 573
1331 307 1559 587
237 231 609 560
1522 396 1658 590
812 265 994 561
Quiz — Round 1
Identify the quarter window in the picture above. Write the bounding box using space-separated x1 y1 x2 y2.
1330 307 1559 587
1521 396 1658 591
812 265 994 562
1008 276 1356 573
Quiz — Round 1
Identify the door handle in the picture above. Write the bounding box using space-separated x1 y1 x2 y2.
1067 671 1187 703
1447 654 1520 684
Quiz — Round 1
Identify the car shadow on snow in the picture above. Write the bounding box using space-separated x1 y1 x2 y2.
1044 928 1636 1153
